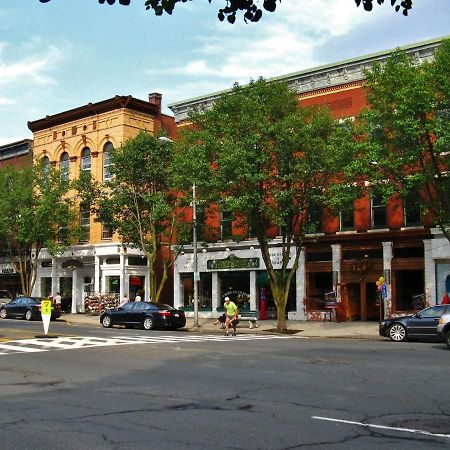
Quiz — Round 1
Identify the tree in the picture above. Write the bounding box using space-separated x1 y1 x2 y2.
0 164 78 296
92 131 188 302
337 40 450 242
38 0 413 23
172 79 353 332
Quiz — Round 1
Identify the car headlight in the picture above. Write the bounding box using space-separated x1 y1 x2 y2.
439 317 446 325
380 321 385 327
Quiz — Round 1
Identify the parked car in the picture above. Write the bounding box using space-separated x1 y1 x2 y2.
0 297 61 321
437 313 450 348
100 301 186 330
0 290 12 307
379 304 450 342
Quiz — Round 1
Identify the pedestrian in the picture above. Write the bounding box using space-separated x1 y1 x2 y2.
135 291 142 302
54 292 62 310
119 294 129 307
224 296 238 336
442 292 450 305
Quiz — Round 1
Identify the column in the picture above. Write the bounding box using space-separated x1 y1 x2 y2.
173 262 181 309
331 244 342 301
212 272 219 311
250 270 257 310
71 269 78 314
51 257 58 297
382 241 393 319
94 254 100 294
119 251 126 301
423 239 436 306
295 248 306 320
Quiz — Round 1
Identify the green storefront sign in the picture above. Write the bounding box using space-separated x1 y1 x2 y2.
207 255 260 270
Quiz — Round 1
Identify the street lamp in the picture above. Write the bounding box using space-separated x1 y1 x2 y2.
157 136 199 327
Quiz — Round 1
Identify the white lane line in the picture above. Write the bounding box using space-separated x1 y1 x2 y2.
0 343 47 353
312 416 450 439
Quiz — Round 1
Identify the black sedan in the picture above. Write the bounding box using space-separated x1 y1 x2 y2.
100 301 186 330
0 296 61 321
379 304 450 342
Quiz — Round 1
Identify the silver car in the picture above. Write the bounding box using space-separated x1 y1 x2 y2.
437 313 450 348
0 290 12 307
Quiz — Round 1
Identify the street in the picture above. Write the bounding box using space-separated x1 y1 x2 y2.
0 320 449 449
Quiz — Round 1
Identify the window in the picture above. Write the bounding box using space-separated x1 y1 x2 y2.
41 156 50 175
60 152 69 181
79 208 90 242
371 194 387 229
404 192 422 227
81 147 91 172
101 224 113 240
307 204 323 234
103 142 113 181
339 210 354 231
220 210 233 240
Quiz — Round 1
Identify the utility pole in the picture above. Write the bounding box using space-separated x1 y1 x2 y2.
192 183 199 328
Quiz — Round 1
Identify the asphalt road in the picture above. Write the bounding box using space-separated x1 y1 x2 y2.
1 319 449 450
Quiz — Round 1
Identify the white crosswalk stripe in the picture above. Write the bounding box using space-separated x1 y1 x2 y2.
0 333 298 356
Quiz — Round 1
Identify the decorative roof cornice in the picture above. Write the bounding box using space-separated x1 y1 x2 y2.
0 139 32 161
169 35 448 123
28 95 160 133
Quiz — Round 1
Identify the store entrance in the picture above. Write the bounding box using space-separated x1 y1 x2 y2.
345 281 379 321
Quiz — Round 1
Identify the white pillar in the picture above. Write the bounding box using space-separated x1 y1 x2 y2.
250 270 257 310
423 239 436 306
119 251 126 301
295 248 306 320
212 272 219 311
173 262 181 309
382 241 393 319
71 269 78 314
331 244 342 301
94 255 100 294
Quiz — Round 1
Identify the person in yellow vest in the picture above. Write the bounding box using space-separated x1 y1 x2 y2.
224 296 238 336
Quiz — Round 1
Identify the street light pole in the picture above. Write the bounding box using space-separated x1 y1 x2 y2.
192 183 199 328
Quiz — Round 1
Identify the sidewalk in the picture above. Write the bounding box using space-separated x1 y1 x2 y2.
61 313 382 340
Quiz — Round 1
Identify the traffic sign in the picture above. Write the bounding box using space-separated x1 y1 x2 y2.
41 299 52 336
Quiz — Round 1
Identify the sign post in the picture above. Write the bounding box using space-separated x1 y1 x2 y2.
41 299 52 336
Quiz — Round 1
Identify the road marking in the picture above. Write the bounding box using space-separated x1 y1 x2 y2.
0 333 297 356
312 416 450 439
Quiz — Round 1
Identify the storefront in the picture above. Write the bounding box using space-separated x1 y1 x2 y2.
33 244 150 313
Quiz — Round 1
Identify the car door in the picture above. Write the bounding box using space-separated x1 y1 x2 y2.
112 302 135 325
13 298 29 318
5 299 20 317
408 306 446 338
127 302 149 324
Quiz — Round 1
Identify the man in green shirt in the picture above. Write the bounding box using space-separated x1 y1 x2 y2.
224 296 238 336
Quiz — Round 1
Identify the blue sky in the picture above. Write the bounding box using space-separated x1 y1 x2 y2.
1 0 449 144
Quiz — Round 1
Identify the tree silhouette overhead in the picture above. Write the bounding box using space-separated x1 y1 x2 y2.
38 0 413 23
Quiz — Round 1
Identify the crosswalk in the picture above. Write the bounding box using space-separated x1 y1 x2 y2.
0 333 298 356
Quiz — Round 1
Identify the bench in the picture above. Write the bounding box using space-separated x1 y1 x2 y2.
238 311 259 329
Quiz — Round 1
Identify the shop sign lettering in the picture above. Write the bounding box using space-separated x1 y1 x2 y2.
207 255 259 270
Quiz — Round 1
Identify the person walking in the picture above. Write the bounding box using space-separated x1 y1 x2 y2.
119 294 129 307
54 292 62 310
224 296 238 336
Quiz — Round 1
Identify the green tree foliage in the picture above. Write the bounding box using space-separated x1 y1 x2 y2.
92 131 188 302
173 79 353 331
338 40 450 242
38 0 413 23
0 164 77 295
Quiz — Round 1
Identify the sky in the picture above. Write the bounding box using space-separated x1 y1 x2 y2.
0 0 449 145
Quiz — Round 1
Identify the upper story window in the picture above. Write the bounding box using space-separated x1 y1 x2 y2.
340 209 354 231
220 210 233 240
404 192 422 227
81 147 91 172
41 156 50 175
102 224 113 240
371 194 387 229
60 152 69 181
103 142 113 181
79 207 90 243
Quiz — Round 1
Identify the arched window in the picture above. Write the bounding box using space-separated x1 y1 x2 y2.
60 152 69 181
103 142 114 181
81 147 91 172
41 156 50 175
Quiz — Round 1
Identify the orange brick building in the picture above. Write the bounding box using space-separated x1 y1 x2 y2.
169 37 444 322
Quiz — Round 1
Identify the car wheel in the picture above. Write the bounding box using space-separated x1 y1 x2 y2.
0 308 7 319
143 316 154 330
101 315 112 328
445 330 450 349
388 323 407 342
25 309 33 321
